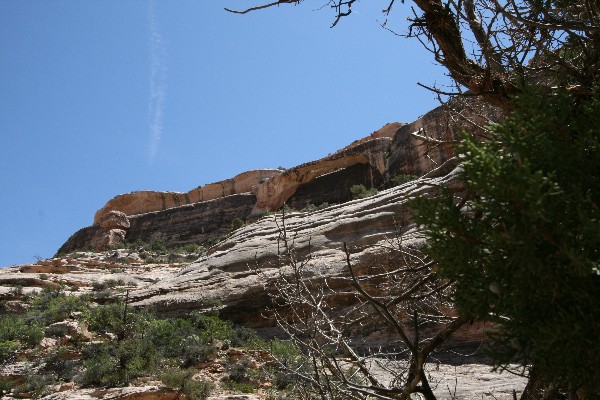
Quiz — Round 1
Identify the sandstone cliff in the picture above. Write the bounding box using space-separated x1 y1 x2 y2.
59 97 499 255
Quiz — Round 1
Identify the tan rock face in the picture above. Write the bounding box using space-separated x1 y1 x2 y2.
128 165 464 331
99 211 130 230
59 97 501 258
90 228 127 251
93 170 282 224
251 137 391 214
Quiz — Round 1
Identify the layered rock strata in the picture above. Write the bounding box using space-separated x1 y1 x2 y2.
127 163 464 329
58 97 500 256
93 169 282 225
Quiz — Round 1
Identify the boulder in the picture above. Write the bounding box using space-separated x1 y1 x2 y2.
99 211 130 230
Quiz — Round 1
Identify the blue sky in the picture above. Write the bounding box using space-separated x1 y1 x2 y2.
0 1 447 266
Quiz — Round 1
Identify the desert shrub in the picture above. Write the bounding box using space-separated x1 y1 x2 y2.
391 173 418 186
43 346 79 381
268 340 305 390
227 358 253 384
300 202 330 213
9 285 23 296
182 379 214 400
80 342 119 387
0 340 20 361
146 238 167 253
146 318 197 358
204 237 223 247
230 325 257 347
414 87 600 395
229 217 245 233
14 372 55 397
174 243 206 255
189 313 234 344
81 338 159 387
161 367 214 400
223 380 255 394
0 378 14 397
28 287 88 324
87 302 127 334
180 335 219 367
350 184 378 199
0 315 44 349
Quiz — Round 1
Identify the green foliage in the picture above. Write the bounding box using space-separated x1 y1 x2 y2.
391 173 418 186
268 340 304 390
87 302 127 335
204 237 224 248
91 279 125 291
0 377 14 397
190 313 235 344
0 315 44 348
147 238 167 253
0 286 264 395
229 217 246 233
43 346 79 381
14 371 55 397
180 335 219 367
413 87 600 393
350 184 378 199
223 380 255 394
81 338 159 387
300 202 330 213
146 318 197 358
160 368 214 400
173 243 206 255
29 286 89 325
0 340 20 361
226 357 253 384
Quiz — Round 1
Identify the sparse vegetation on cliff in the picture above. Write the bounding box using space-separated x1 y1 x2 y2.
0 283 292 399
350 183 378 199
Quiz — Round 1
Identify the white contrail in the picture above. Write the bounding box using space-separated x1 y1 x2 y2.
148 0 167 163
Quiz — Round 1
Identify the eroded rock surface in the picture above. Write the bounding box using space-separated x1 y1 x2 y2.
127 165 464 327
93 170 282 225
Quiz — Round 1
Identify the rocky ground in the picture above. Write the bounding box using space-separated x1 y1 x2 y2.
0 248 527 399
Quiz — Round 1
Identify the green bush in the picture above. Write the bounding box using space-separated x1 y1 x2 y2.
300 202 330 213
146 318 197 358
268 340 305 390
229 217 245 233
14 372 55 398
0 340 20 361
81 338 159 387
0 377 14 397
87 302 127 335
146 238 167 253
81 342 120 387
180 335 218 367
0 315 44 349
413 87 600 394
183 379 214 400
174 243 206 255
350 184 378 199
29 287 88 324
391 173 418 186
227 358 252 383
190 313 235 344
43 346 79 381
160 368 213 400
